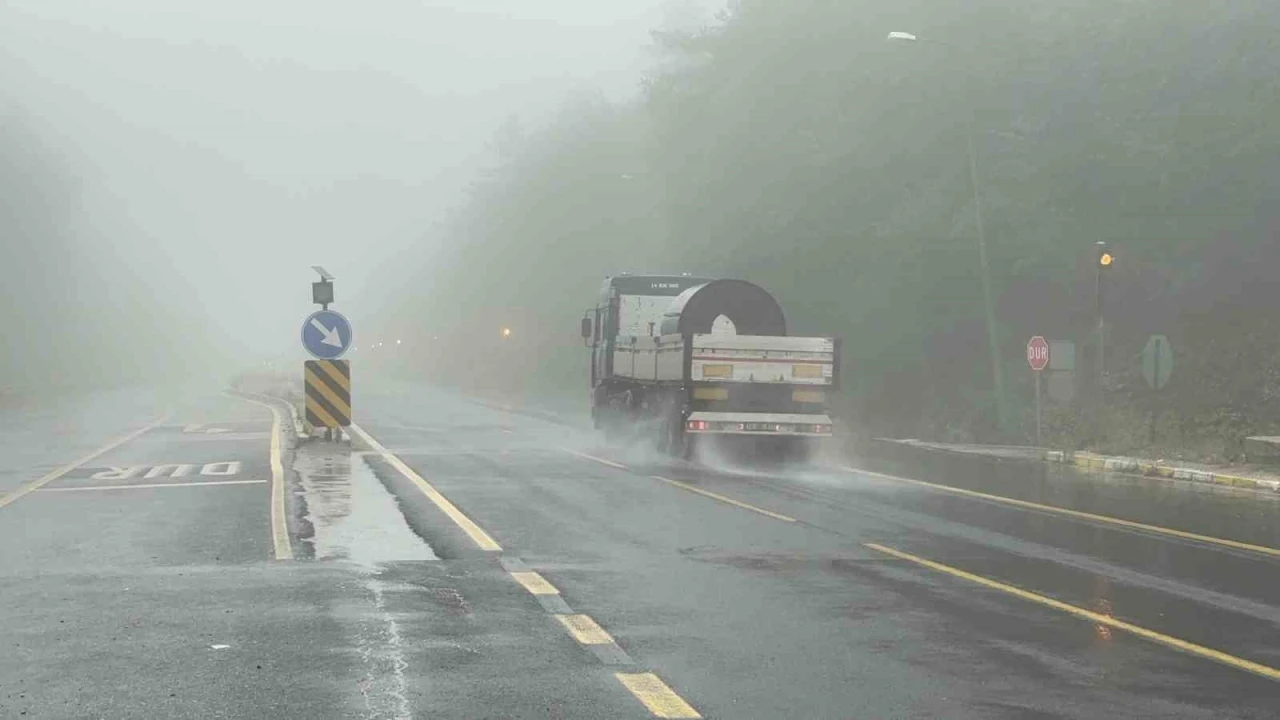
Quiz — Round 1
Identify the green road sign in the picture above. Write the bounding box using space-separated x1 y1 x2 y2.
1141 335 1173 390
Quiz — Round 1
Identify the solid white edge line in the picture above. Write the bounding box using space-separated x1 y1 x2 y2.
563 448 628 470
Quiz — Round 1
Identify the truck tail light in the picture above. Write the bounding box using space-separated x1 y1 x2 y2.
687 420 708 431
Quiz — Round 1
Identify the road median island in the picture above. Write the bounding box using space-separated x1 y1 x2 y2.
1047 449 1280 493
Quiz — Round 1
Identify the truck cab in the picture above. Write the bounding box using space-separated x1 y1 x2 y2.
586 274 713 389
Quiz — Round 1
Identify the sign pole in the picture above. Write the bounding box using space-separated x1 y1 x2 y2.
303 266 352 443
1035 370 1042 446
1149 337 1161 445
1026 336 1050 446
1140 335 1173 446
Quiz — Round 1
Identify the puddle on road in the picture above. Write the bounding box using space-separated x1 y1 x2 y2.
294 443 438 566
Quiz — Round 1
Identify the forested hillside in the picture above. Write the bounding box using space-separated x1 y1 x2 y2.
386 0 1280 459
1 106 212 398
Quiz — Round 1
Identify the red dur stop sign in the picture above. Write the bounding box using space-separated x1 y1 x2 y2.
1027 336 1050 371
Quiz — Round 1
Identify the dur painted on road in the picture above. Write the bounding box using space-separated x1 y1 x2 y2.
38 479 265 492
0 415 169 510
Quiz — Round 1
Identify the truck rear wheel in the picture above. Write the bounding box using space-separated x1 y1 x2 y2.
660 406 688 458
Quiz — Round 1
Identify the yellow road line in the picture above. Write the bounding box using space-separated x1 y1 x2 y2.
864 542 1280 682
510 571 559 596
653 476 796 523
564 448 628 470
351 423 503 552
37 479 266 492
615 673 702 719
845 466 1280 558
238 395 295 560
555 614 615 645
0 415 169 510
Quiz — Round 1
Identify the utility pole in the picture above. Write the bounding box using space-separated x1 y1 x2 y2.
969 131 1008 432
1094 242 1113 381
887 30 1009 433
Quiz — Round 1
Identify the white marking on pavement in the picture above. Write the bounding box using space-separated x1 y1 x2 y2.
0 415 170 510
91 467 140 480
185 425 233 434
144 464 194 479
90 463 242 481
563 448 628 469
310 317 345 347
356 578 414 720
652 475 797 523
37 479 266 492
200 461 242 476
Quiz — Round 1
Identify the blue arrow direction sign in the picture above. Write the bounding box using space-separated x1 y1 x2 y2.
301 309 353 360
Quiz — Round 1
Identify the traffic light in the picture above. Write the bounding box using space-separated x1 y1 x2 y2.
1096 241 1114 268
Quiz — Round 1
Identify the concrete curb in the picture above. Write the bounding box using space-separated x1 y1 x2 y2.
1044 450 1280 493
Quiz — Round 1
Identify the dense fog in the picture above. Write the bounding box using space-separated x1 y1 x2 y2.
6 1 1280 454
1 0 713 392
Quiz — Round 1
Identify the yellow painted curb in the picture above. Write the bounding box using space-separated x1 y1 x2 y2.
1216 474 1255 489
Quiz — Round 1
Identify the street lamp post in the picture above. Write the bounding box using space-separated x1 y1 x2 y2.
888 31 1009 434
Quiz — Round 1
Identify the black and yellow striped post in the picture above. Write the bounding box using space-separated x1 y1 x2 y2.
304 360 351 429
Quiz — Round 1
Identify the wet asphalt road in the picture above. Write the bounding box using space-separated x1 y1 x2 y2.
3 382 1279 718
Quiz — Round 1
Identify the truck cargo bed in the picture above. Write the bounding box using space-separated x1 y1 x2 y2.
612 334 837 385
